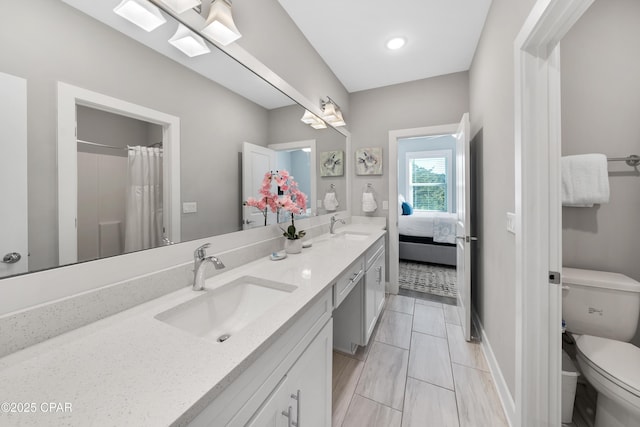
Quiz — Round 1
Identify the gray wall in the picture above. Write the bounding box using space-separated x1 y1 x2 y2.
348 72 469 218
1 0 269 272
235 0 349 115
77 106 161 156
398 135 457 212
561 0 640 345
77 152 127 262
468 0 538 398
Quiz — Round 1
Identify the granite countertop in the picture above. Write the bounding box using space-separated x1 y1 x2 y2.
0 221 386 426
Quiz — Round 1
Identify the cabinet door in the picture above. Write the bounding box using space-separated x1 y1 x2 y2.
246 375 292 427
374 250 386 317
364 265 378 343
286 320 333 427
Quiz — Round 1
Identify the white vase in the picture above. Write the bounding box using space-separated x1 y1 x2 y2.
284 238 302 254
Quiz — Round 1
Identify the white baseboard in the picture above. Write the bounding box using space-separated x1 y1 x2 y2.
472 309 516 427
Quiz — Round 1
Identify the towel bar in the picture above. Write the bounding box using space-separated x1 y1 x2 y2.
607 155 639 167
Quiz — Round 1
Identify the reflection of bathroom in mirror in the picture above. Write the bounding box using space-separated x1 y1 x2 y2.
76 106 165 263
0 0 347 280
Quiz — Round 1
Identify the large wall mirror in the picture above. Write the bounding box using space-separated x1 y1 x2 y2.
0 0 347 280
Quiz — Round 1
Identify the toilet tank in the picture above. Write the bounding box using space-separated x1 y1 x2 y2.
562 267 640 342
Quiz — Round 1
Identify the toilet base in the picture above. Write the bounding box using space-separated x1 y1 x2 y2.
595 393 640 427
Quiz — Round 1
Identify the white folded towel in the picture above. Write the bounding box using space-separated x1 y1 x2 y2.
561 154 610 207
433 217 456 244
324 192 339 211
362 192 377 213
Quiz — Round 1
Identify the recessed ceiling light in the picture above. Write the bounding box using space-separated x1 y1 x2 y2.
386 37 406 50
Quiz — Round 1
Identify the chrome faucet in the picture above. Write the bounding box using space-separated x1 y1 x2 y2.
330 215 346 234
193 243 225 291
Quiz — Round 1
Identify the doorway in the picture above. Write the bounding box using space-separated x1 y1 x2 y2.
514 0 595 425
241 140 317 230
388 114 473 341
388 123 459 296
57 82 181 266
76 106 164 262
395 134 458 304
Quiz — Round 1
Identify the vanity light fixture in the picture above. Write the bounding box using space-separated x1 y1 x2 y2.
114 0 167 32
320 97 346 127
160 0 202 14
202 0 242 46
300 109 327 129
386 37 406 50
169 24 210 57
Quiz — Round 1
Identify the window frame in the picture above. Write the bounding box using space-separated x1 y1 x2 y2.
405 149 453 213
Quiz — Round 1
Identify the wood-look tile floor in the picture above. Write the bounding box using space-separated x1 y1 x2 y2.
333 294 509 427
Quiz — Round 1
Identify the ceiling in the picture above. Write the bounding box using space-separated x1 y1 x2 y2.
278 0 492 93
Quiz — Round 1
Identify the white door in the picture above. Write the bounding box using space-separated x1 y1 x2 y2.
455 113 473 341
0 72 28 276
242 142 276 229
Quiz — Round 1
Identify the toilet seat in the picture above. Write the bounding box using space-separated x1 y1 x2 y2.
576 335 640 416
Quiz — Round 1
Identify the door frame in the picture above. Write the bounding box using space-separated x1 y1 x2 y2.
514 0 593 425
388 123 458 294
57 82 181 266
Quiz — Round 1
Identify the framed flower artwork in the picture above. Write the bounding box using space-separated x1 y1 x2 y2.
355 147 382 175
320 150 344 177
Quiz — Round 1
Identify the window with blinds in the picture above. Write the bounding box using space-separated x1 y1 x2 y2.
406 150 452 212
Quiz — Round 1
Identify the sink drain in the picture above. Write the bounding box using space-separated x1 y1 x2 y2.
217 334 231 343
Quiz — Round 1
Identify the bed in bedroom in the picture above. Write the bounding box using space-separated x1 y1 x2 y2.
398 211 457 266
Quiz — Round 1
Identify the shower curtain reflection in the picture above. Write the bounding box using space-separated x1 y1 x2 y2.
124 146 163 252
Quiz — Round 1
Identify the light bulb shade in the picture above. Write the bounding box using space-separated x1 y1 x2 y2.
321 100 346 126
202 0 242 46
114 0 166 32
160 0 201 14
169 24 210 57
321 101 340 122
330 109 346 127
300 110 327 129
301 110 319 124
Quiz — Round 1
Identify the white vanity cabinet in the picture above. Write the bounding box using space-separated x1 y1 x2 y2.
333 236 386 354
189 289 332 427
364 237 385 343
247 320 332 427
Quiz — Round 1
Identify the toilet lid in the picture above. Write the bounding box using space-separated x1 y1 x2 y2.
577 335 640 396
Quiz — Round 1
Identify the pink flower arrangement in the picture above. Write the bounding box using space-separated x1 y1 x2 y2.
244 170 308 239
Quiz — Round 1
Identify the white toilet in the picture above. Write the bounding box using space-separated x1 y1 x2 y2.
563 267 640 427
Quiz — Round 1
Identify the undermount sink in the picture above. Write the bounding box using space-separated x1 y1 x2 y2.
333 231 370 241
155 276 297 342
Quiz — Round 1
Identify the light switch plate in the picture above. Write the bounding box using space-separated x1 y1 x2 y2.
382 200 389 210
183 202 197 214
507 212 516 234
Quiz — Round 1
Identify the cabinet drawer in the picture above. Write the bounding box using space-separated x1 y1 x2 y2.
365 237 385 270
333 257 364 308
